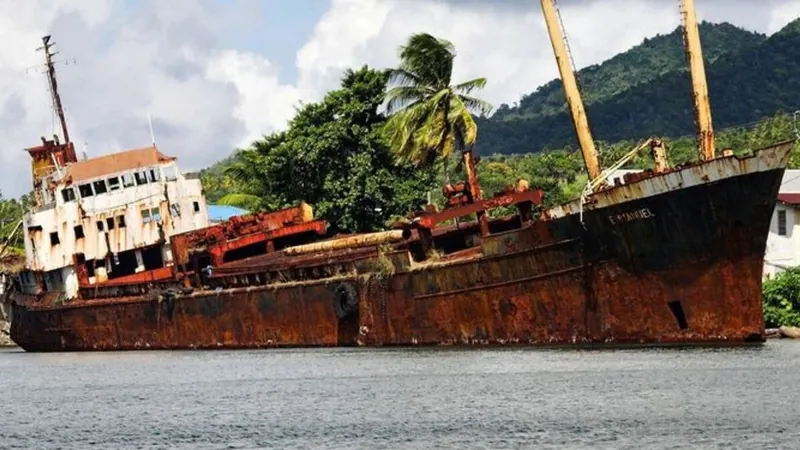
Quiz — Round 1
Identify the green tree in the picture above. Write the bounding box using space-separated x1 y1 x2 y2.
763 267 800 328
383 33 493 192
200 155 239 204
0 191 28 254
220 66 435 233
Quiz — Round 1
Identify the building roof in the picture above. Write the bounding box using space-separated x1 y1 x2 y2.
208 205 249 222
775 170 800 206
778 193 800 205
65 146 175 183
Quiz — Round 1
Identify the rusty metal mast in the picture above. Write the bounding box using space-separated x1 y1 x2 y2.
680 0 715 160
539 0 602 185
37 35 70 144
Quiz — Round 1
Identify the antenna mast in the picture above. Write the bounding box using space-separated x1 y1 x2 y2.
539 0 602 186
680 0 715 161
37 35 70 144
148 111 157 147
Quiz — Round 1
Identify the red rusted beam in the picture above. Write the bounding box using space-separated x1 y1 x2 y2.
415 189 543 229
71 254 90 287
205 220 327 266
170 203 321 266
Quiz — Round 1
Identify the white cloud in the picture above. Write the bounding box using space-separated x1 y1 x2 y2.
767 1 800 33
206 50 305 147
0 0 251 197
290 0 797 114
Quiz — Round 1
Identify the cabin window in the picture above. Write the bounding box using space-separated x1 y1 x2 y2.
74 225 84 239
106 217 115 230
61 188 76 203
121 173 135 188
170 203 181 217
163 165 177 181
193 201 200 213
117 215 126 228
107 177 121 191
151 207 161 222
142 208 152 224
148 168 161 183
49 232 60 246
96 220 104 232
135 170 149 185
78 183 94 198
86 260 96 278
93 180 108 195
778 210 788 236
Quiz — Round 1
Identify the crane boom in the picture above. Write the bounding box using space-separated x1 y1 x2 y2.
539 0 602 185
680 0 715 160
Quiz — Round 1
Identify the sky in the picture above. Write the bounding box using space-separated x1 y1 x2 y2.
0 0 798 197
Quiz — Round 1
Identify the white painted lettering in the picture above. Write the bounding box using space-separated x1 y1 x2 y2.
608 208 656 225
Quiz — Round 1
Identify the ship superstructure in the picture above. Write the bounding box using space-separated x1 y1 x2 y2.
16 36 209 303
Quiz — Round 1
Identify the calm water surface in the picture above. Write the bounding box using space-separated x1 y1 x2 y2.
1 341 799 449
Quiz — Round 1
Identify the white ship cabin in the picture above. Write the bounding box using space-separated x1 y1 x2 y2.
19 146 210 299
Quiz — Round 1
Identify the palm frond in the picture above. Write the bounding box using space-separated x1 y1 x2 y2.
397 33 454 89
458 94 494 116
452 77 487 95
449 98 479 148
385 88 450 165
386 68 423 88
384 86 431 115
385 108 426 164
416 91 451 159
217 193 264 212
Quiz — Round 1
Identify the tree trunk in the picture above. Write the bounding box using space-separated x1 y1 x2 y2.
443 155 450 185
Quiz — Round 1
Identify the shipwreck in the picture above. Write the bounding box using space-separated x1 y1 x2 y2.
6 0 795 351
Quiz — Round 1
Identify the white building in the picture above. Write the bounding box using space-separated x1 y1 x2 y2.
19 145 209 299
763 169 800 278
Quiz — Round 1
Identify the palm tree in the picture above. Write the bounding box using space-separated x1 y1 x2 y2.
384 33 493 208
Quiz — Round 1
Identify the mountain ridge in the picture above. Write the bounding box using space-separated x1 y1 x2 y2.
492 21 766 122
477 19 800 155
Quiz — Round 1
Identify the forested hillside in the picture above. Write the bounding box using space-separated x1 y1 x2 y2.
478 20 799 155
493 22 765 122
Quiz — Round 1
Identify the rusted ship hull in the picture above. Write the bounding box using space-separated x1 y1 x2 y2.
9 143 792 351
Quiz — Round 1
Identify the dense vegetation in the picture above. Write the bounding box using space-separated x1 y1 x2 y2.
0 192 29 254
216 67 435 233
493 22 765 122
763 268 800 328
477 20 800 155
206 109 799 221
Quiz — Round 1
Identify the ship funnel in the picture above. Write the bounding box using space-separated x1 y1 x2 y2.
680 0 715 160
539 0 602 187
